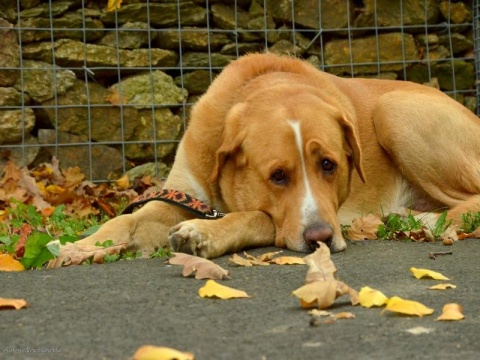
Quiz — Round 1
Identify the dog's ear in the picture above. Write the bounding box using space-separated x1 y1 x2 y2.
211 103 247 182
339 114 366 183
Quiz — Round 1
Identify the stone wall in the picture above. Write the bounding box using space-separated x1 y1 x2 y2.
0 0 476 180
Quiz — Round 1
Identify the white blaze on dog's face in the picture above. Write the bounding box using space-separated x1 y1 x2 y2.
213 92 364 253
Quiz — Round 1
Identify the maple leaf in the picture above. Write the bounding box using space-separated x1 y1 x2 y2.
0 254 25 271
347 213 383 240
169 253 230 280
382 296 434 317
132 345 194 360
436 303 464 321
46 241 127 268
410 267 450 280
198 280 250 299
0 297 28 310
62 166 85 187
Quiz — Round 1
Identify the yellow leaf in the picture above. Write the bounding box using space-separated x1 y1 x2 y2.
106 0 122 12
429 283 457 290
269 256 306 265
116 174 130 190
436 303 464 321
132 345 194 360
45 184 65 194
383 296 434 317
347 213 383 240
198 280 250 299
359 286 388 308
0 297 28 310
303 243 337 283
410 267 450 280
0 254 25 272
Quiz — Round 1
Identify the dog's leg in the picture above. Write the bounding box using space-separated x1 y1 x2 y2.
169 211 276 259
373 91 480 223
48 201 192 267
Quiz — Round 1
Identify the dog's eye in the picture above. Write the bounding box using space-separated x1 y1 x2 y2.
270 169 288 185
321 159 336 174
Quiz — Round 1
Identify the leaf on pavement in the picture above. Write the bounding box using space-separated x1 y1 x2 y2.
359 286 389 308
429 283 457 290
457 226 480 240
0 297 28 310
347 213 383 240
436 303 464 321
198 280 250 299
382 296 434 317
335 312 356 319
269 256 305 265
169 253 230 280
132 345 194 360
410 267 449 280
229 253 253 267
0 254 25 272
292 243 358 309
46 241 127 268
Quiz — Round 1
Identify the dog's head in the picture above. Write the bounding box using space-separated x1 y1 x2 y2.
212 88 365 253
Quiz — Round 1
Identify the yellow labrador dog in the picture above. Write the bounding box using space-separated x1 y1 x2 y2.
50 53 480 266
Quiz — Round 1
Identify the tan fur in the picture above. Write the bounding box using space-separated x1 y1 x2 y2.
53 53 480 262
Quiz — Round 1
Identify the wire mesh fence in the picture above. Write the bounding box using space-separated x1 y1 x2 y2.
0 0 477 182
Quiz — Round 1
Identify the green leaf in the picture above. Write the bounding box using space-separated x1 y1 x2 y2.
95 240 114 248
46 241 60 257
104 253 120 263
0 235 12 245
82 225 101 237
59 234 78 245
20 233 55 269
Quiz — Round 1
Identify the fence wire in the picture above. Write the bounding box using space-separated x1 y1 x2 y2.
0 0 477 181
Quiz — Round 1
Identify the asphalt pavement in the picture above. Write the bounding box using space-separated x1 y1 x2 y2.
1 239 479 360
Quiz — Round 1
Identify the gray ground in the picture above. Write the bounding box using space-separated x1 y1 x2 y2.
1 239 479 360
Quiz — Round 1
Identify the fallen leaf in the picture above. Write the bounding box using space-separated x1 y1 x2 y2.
335 312 356 319
406 326 434 335
436 303 464 321
359 286 389 308
347 214 383 240
383 296 434 317
429 283 457 290
293 280 338 309
106 0 122 12
116 174 130 190
308 309 332 317
46 241 127 268
457 227 480 240
0 297 28 310
410 267 450 280
229 253 253 267
303 243 337 283
257 251 283 262
198 280 250 299
132 345 194 360
269 256 305 265
15 223 32 258
169 253 230 280
243 252 270 266
0 254 25 272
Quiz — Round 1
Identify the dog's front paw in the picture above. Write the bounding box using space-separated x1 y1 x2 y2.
168 220 220 259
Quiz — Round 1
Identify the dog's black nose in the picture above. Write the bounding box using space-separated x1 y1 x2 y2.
303 223 333 251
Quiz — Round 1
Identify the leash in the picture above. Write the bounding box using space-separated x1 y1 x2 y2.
121 189 225 219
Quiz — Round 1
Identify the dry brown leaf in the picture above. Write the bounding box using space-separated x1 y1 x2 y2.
458 227 480 240
229 253 253 267
257 251 283 262
0 254 25 272
293 243 357 309
0 297 28 310
335 312 356 319
169 253 230 280
132 345 194 360
303 243 337 283
46 241 127 268
269 256 306 265
347 214 383 240
243 252 270 266
62 166 85 187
